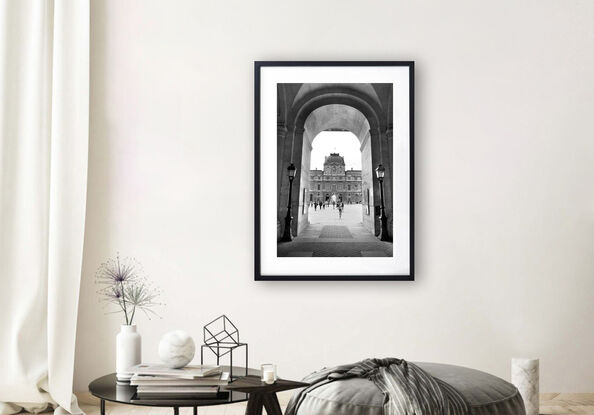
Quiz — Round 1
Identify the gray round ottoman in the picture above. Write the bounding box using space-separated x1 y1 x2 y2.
291 362 526 415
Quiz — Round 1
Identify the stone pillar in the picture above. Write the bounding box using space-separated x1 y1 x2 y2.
291 127 305 236
369 127 385 237
382 127 394 236
297 129 312 235
277 126 305 240
276 122 288 207
360 129 375 235
277 124 293 240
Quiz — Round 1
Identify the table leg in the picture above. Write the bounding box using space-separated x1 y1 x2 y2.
173 407 179 415
100 399 105 415
245 393 264 415
193 407 197 415
262 394 282 415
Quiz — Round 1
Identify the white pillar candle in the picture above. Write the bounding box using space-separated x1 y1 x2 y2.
511 358 539 415
263 370 275 384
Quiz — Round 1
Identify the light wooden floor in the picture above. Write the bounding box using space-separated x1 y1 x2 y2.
540 394 594 415
75 392 594 415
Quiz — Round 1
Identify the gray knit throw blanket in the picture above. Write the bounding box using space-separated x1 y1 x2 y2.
285 358 469 415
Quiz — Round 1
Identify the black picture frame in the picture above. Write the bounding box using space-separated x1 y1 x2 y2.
255 61 414 281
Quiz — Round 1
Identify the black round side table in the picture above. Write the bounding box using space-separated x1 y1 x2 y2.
89 366 308 415
89 366 256 415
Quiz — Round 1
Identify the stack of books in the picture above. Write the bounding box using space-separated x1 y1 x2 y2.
128 364 230 402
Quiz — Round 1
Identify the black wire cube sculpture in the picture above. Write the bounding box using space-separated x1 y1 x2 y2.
200 315 248 379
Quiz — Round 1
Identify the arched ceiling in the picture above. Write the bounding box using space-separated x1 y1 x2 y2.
294 83 381 109
304 104 370 145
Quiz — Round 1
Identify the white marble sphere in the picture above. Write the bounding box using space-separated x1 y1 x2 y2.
158 330 195 368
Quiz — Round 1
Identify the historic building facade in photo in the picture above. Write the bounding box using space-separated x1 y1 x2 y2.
309 153 362 204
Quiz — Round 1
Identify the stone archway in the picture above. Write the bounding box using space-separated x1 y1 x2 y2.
302 104 373 233
277 83 393 240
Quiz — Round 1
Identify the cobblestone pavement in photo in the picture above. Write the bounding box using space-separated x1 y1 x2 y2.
318 225 353 238
277 204 393 257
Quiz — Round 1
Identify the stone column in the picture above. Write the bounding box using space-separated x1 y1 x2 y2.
297 130 312 235
360 129 375 234
277 126 305 240
291 127 305 236
369 127 384 237
382 127 394 236
277 124 293 240
276 122 289 208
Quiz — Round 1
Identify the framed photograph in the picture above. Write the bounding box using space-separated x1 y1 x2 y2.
255 61 414 281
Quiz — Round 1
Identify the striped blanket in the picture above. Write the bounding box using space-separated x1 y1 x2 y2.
286 358 469 415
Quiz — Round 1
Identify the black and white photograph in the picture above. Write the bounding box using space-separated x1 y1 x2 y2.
276 82 394 258
255 62 414 280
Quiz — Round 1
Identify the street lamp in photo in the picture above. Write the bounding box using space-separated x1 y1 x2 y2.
375 164 392 242
281 163 297 242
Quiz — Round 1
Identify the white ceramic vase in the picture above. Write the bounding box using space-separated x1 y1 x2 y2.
116 325 141 381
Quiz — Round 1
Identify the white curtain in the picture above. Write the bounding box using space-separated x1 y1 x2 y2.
0 1 89 414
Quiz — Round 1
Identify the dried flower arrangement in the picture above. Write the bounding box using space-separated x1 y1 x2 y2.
95 254 163 325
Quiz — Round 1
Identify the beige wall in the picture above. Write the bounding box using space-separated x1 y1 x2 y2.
74 0 594 392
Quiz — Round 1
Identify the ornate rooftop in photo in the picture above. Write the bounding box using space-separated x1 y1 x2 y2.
324 153 345 165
